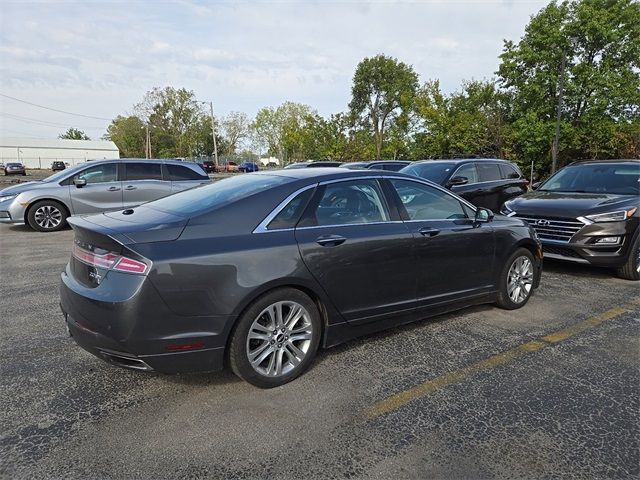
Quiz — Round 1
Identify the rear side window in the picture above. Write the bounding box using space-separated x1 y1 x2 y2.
125 162 162 181
267 188 314 230
166 164 208 181
499 163 521 179
476 163 502 182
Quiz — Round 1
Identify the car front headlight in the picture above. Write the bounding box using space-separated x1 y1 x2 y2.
584 208 637 223
0 194 17 203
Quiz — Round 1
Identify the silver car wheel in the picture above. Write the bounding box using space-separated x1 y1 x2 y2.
507 255 534 304
246 301 313 377
636 246 640 273
34 205 62 229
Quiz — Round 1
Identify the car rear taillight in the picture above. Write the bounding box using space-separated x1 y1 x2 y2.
72 244 150 275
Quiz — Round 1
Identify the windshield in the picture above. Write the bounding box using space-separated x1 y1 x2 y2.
146 174 291 216
539 163 640 195
42 162 90 183
400 162 455 184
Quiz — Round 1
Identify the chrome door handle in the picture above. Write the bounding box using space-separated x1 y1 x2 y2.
316 235 346 246
418 227 440 237
107 186 121 191
125 186 137 191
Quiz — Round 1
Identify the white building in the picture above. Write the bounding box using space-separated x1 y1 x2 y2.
0 137 120 169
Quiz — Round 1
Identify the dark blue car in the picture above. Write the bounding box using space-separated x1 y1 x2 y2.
239 162 259 173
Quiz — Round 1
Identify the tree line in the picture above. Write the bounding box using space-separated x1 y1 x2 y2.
64 0 639 177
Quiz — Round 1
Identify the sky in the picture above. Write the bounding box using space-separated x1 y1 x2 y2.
0 0 549 140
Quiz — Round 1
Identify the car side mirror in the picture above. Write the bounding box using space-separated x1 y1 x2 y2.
531 182 541 190
73 178 87 188
475 207 494 223
448 176 468 187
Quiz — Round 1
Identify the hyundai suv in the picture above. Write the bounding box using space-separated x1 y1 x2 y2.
502 160 639 280
0 159 210 232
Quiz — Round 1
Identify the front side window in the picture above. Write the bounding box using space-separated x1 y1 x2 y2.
476 163 502 182
310 180 390 226
452 163 479 183
125 162 162 181
75 164 117 184
390 179 469 221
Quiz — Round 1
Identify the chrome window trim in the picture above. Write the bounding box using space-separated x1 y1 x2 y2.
252 183 317 233
253 174 478 233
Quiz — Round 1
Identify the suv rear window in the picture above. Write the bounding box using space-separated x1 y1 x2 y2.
147 174 291 216
499 163 521 179
166 164 208 181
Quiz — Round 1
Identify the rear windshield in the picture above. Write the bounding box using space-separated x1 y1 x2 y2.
400 162 455 184
146 174 291 215
539 163 640 195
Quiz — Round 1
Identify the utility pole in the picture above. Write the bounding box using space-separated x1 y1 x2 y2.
551 50 566 174
199 100 219 167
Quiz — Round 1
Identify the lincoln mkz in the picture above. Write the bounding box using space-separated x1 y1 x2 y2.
60 168 543 387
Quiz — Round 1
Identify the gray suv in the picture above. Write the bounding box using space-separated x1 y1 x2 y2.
0 159 210 232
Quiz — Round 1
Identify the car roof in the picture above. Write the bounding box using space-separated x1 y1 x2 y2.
409 158 511 165
254 167 418 182
567 159 640 166
75 158 200 167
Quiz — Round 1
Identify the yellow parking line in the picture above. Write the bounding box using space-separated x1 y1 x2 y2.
363 305 633 419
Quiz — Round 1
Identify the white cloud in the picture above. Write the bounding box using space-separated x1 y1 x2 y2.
0 0 548 139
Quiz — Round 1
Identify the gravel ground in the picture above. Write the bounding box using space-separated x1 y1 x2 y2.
0 223 638 479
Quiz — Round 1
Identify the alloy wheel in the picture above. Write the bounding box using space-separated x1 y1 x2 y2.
507 256 534 304
246 301 313 377
34 205 62 230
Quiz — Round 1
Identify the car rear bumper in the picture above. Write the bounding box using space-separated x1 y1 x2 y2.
62 309 225 373
59 265 234 374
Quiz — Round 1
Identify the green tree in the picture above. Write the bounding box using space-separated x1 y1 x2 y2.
251 102 316 163
498 0 640 174
221 111 250 157
104 116 145 157
349 54 419 159
58 128 90 140
412 80 510 160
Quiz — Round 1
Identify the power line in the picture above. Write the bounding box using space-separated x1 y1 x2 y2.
0 93 111 121
0 112 105 131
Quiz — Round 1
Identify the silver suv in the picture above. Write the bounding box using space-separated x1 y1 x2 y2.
0 159 210 232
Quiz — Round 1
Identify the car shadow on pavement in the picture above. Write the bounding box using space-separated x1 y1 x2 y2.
542 258 617 280
162 369 242 387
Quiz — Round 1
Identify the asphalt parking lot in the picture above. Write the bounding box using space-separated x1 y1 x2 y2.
1 223 638 479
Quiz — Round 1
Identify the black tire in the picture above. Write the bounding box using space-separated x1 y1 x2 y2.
228 288 322 388
27 200 68 232
617 234 640 281
495 248 536 310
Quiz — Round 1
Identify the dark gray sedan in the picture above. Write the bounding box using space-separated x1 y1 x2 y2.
60 168 542 387
4 162 26 176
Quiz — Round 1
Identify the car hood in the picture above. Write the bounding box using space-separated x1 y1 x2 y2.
505 191 638 218
0 181 52 196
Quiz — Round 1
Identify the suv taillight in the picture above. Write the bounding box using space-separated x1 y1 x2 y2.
72 244 150 275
